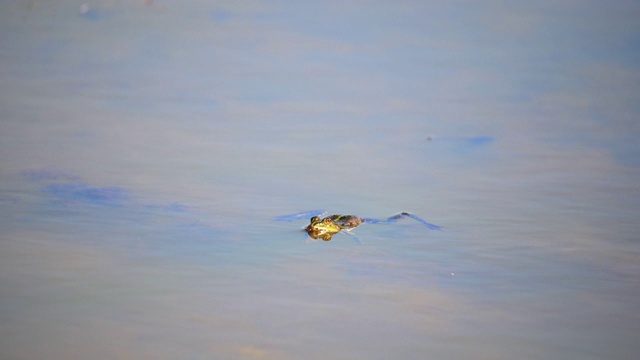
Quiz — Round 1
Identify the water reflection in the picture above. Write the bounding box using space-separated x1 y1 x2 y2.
2 1 640 359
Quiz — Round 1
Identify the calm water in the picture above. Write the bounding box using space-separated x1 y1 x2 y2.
1 1 639 359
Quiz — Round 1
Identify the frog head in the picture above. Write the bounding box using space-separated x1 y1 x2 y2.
305 216 342 241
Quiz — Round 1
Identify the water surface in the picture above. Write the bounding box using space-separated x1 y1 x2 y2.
1 1 639 359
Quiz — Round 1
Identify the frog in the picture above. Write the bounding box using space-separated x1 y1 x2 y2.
305 214 364 241
277 210 441 241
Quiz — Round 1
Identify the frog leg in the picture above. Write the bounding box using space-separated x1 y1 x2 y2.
341 230 362 244
395 212 442 230
275 209 327 222
362 212 442 230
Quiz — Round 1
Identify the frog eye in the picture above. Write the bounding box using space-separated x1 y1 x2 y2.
324 218 332 224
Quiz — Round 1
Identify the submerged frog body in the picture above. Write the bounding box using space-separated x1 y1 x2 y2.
287 211 441 241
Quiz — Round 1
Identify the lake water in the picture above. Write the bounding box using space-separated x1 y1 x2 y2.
1 1 639 359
